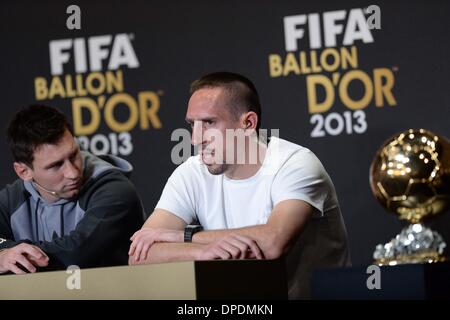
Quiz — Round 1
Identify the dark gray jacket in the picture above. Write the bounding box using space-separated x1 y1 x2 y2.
0 151 145 269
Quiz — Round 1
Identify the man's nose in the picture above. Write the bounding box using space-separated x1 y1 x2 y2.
191 121 204 146
64 161 80 179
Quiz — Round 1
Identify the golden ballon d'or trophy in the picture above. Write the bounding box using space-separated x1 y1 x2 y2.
370 129 450 266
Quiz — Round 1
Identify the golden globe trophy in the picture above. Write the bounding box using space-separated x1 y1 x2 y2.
370 129 450 266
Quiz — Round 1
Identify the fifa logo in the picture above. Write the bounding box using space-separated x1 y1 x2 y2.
284 6 380 51
49 33 139 75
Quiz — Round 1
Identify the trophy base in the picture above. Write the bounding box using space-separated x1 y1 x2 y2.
373 223 447 266
375 251 447 266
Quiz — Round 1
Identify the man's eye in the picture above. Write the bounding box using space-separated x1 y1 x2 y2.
205 120 214 126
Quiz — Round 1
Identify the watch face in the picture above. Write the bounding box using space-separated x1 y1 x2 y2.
184 225 203 242
184 227 193 242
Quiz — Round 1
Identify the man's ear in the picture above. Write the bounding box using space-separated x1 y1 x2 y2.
13 162 33 181
243 112 258 131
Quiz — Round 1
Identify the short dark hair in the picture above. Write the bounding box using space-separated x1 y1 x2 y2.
190 72 262 131
7 105 73 167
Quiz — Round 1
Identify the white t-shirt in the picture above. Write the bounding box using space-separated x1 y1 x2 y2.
156 137 350 299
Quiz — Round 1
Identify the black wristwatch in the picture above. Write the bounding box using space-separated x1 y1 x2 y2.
184 225 203 242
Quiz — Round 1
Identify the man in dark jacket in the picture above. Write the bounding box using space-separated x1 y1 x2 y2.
0 105 144 274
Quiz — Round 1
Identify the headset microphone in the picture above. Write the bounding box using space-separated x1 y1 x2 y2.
32 180 59 197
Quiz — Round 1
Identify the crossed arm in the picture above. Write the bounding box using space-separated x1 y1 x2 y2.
128 199 313 265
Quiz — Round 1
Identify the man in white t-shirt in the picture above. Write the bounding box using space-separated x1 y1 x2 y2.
129 72 351 299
